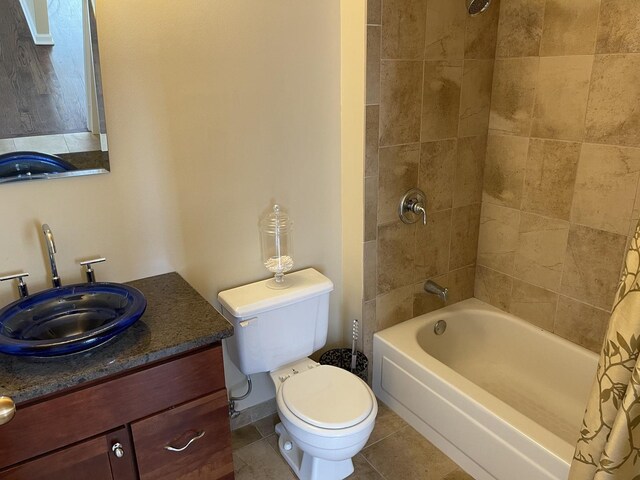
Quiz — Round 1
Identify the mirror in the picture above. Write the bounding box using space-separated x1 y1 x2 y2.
0 0 109 184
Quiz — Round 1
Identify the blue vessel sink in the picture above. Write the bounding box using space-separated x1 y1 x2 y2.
0 283 146 357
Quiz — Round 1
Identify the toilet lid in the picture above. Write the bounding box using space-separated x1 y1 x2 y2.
281 365 373 429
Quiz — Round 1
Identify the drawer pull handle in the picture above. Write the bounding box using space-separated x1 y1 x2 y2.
164 430 205 452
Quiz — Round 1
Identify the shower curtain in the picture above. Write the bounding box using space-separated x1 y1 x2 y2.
570 226 640 479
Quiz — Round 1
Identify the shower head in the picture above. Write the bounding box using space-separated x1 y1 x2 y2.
467 0 492 16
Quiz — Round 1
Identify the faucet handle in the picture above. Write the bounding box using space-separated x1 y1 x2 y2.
413 204 427 225
399 188 428 225
80 258 106 283
0 272 30 298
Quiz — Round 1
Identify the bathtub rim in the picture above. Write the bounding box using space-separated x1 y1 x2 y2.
372 298 599 478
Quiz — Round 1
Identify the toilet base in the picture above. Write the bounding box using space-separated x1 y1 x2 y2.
275 423 354 480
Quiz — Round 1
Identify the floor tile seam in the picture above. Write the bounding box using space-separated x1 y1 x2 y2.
360 452 390 480
362 426 406 450
233 432 266 453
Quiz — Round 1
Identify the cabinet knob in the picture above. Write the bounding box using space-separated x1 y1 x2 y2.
0 396 15 425
112 442 125 458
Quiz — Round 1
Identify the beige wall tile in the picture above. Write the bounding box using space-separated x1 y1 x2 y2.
571 143 640 235
539 0 600 56
378 221 417 294
597 0 640 54
414 266 474 315
477 203 520 275
454 136 487 207
496 0 545 58
413 275 448 315
554 296 610 352
377 285 415 330
450 204 481 269
415 209 452 280
368 0 382 25
483 134 528 208
380 60 423 146
365 176 378 241
421 61 463 141
362 300 376 372
367 26 381 105
561 224 627 310
475 265 513 311
418 139 456 212
509 279 558 331
364 240 377 302
531 55 593 141
514 212 570 290
448 265 476 303
381 0 428 59
521 139 580 221
424 0 465 60
489 57 539 136
378 144 420 225
365 105 380 177
585 54 640 148
465 0 501 59
459 60 494 138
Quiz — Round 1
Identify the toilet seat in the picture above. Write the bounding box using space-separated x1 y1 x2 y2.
280 365 374 430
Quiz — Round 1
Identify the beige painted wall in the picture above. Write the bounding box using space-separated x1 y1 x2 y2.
341 0 366 347
100 0 348 408
0 0 186 307
0 1 356 410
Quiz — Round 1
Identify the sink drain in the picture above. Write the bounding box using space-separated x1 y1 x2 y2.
434 320 447 335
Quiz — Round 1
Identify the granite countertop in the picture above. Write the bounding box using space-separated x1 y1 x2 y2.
0 272 234 404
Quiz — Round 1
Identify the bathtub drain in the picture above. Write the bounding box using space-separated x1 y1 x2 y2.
434 320 447 335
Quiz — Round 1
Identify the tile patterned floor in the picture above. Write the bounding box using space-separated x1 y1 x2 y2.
232 402 474 480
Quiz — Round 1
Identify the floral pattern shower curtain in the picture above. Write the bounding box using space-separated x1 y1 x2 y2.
570 227 640 479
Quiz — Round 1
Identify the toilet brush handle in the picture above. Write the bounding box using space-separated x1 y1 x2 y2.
350 319 358 373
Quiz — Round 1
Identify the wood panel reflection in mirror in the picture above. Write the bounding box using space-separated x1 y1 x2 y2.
0 0 110 183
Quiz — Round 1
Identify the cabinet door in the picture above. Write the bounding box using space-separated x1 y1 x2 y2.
0 430 124 480
131 390 234 480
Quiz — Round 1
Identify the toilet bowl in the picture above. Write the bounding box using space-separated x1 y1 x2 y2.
217 268 378 480
270 359 377 480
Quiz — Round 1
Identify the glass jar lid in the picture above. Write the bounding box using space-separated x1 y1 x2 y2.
260 205 293 234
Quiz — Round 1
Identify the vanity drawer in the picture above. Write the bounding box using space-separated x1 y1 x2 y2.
132 390 233 479
0 344 225 469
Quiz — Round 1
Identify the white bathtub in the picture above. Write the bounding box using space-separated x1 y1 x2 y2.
372 298 599 480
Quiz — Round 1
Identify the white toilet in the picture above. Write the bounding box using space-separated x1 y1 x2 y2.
218 268 377 480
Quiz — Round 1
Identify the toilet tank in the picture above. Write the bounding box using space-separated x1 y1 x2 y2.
218 268 334 375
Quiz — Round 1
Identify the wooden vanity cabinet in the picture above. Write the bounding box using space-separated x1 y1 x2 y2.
0 344 234 480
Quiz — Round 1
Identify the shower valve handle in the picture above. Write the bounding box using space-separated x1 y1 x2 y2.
399 188 428 225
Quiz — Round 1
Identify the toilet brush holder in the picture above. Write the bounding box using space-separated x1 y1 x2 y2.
319 348 368 382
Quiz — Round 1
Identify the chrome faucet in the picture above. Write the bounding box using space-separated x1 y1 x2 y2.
42 224 61 288
424 280 448 303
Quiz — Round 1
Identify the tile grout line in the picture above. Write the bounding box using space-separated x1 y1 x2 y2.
361 452 389 480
